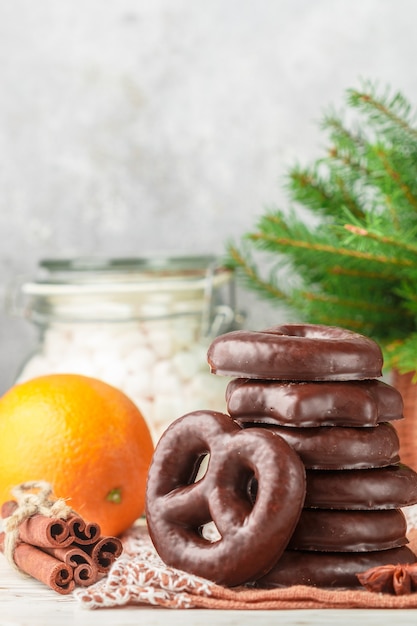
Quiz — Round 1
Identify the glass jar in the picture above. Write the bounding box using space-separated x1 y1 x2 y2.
9 256 242 442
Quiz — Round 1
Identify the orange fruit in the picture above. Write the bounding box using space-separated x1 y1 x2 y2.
0 373 154 536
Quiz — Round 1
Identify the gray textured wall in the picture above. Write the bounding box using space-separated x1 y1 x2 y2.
1 0 417 393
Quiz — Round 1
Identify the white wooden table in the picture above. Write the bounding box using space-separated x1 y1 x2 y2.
3 506 417 626
1 554 417 626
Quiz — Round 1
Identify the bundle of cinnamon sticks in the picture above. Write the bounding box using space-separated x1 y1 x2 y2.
0 500 123 594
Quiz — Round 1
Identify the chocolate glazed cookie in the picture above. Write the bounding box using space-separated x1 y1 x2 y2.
305 464 417 509
226 378 403 427
288 509 408 552
208 324 383 381
254 547 417 589
238 422 400 469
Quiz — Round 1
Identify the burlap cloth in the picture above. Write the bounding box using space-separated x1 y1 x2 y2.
74 506 417 610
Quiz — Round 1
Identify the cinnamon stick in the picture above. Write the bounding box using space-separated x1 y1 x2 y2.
18 514 74 548
1 494 123 591
66 515 101 545
0 532 75 595
1 500 18 518
81 536 123 573
72 562 98 586
2 500 73 548
43 545 99 586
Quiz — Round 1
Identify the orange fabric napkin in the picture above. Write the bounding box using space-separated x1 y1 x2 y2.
73 518 417 610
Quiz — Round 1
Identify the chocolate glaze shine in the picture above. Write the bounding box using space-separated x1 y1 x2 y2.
145 323 417 589
305 464 417 509
288 509 408 552
238 422 400 469
255 547 417 589
207 324 383 381
145 410 306 587
226 378 403 427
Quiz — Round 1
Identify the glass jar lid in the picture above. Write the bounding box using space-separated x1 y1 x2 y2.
11 255 236 325
28 256 232 290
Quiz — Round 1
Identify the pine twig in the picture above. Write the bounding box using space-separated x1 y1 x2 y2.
226 244 290 302
249 231 415 268
348 87 417 142
375 148 417 210
344 224 417 256
301 289 402 316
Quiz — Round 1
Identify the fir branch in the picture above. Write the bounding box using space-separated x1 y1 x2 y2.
332 173 366 218
392 281 417 316
344 224 417 256
249 231 415 268
322 112 366 152
385 335 417 374
288 165 368 221
323 113 370 179
301 289 402 316
327 144 369 178
347 83 417 143
226 244 290 302
227 243 404 326
375 147 417 210
287 166 333 211
329 264 399 281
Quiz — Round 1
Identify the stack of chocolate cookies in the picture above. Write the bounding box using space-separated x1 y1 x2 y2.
208 324 417 588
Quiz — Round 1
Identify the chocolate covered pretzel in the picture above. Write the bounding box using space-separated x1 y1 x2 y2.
145 410 306 586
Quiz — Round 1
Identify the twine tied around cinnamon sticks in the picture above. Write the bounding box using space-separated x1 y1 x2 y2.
0 480 123 594
2 480 75 570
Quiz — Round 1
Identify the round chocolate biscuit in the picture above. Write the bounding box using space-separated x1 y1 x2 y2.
238 422 400 469
226 378 403 427
207 324 383 381
288 509 408 552
254 546 417 588
305 464 417 510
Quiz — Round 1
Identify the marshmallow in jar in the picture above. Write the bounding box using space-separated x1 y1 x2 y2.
10 256 241 442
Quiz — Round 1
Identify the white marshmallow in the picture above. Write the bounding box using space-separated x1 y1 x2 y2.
15 316 230 443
